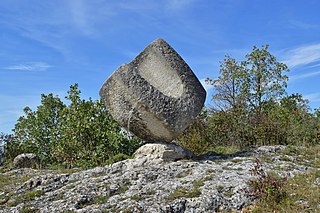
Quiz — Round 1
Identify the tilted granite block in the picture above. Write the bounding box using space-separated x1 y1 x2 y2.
99 38 206 142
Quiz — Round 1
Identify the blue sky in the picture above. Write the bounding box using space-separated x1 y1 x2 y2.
1 0 320 133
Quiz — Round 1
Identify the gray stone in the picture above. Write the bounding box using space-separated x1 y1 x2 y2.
0 145 316 212
99 38 206 142
134 142 195 161
13 153 39 169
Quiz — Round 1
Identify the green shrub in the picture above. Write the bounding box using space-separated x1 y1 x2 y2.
3 84 142 168
105 153 132 165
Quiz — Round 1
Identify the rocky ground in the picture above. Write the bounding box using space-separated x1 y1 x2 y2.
0 145 318 213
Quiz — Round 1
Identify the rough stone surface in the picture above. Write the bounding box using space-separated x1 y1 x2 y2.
134 142 195 161
99 38 206 142
0 145 317 212
13 153 39 169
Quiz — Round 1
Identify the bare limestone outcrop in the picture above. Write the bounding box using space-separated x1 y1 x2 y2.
0 145 316 212
99 38 206 143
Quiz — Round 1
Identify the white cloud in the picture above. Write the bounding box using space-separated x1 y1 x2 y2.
200 78 214 91
289 20 319 30
4 62 52 71
304 92 320 103
282 44 320 68
67 0 116 37
68 0 92 36
289 70 320 82
306 63 320 69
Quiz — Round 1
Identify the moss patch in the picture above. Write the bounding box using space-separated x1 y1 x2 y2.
7 190 45 207
168 179 204 200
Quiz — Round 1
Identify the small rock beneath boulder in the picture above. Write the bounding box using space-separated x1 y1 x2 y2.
134 142 195 161
13 153 40 169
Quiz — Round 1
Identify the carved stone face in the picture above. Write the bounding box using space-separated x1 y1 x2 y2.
100 38 206 143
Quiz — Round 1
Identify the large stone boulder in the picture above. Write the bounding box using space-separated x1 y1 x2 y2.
100 38 206 142
13 153 40 169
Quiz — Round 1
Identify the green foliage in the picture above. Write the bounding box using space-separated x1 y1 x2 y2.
13 94 66 164
206 45 290 147
3 84 142 168
266 94 320 146
54 84 137 167
244 45 289 114
105 153 132 165
1 133 18 164
177 109 212 154
205 55 248 110
179 45 320 153
206 45 289 113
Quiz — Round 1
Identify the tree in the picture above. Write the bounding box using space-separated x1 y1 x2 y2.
206 45 289 115
8 84 142 168
206 55 248 111
55 84 140 166
13 94 66 163
280 93 309 113
245 45 289 115
276 94 319 145
0 133 15 165
203 45 290 148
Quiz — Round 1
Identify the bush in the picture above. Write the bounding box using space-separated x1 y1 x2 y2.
176 109 212 155
3 84 142 168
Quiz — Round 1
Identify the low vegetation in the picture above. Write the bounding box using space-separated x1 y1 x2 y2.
250 170 320 212
247 158 288 205
168 179 205 200
247 145 320 212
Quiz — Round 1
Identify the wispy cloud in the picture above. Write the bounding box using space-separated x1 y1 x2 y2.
289 20 319 30
68 0 93 36
282 44 320 68
4 62 52 71
304 92 320 103
306 63 320 69
67 0 116 37
289 70 320 81
200 78 214 91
